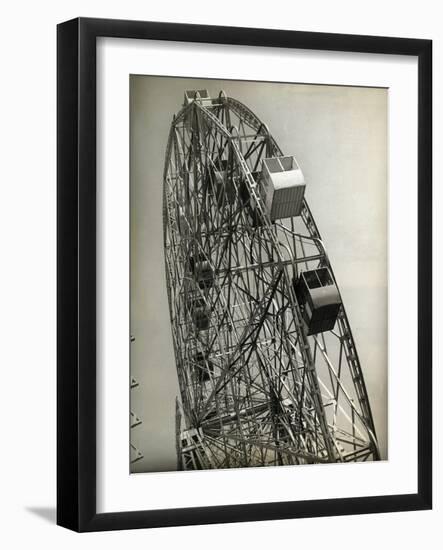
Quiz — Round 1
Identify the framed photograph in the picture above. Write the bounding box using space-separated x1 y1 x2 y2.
57 17 432 532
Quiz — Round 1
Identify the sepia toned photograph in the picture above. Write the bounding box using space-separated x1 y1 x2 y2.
129 76 388 473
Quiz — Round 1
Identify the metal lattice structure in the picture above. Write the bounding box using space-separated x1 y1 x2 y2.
130 371 144 465
163 90 380 469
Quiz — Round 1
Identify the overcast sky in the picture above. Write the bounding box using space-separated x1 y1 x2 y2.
130 76 388 473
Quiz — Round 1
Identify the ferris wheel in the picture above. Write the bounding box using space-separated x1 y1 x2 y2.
163 89 380 469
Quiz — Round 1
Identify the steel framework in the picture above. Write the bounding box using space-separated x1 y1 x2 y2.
163 90 380 469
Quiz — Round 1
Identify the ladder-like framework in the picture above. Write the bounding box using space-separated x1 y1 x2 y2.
163 91 380 469
130 372 144 465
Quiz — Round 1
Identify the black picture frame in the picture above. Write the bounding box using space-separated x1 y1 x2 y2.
57 17 432 532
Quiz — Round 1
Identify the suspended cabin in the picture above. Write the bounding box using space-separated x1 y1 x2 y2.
206 159 236 206
261 156 306 220
183 89 212 107
294 267 342 335
193 351 214 382
188 296 211 331
183 90 212 130
188 253 214 289
180 428 203 451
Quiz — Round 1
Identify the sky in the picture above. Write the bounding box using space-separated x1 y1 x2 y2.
130 75 388 473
